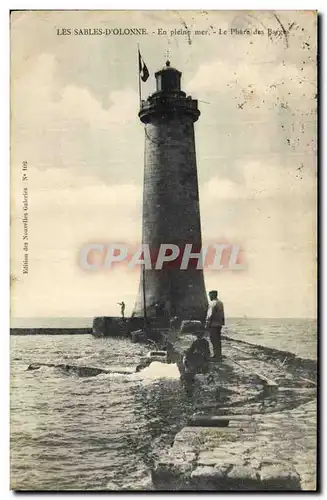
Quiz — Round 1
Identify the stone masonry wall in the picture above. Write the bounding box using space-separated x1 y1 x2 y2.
134 113 207 320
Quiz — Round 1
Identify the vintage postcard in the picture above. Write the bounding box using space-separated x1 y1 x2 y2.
10 10 317 491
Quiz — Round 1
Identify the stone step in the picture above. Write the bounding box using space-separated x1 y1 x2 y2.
152 423 302 491
188 414 255 427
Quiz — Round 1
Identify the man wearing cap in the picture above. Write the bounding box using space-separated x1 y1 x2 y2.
205 290 225 360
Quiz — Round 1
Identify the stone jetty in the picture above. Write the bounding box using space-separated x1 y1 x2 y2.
151 336 317 491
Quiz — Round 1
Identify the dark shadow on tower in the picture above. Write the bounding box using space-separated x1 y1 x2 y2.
133 61 207 321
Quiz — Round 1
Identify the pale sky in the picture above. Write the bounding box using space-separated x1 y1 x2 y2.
10 10 317 320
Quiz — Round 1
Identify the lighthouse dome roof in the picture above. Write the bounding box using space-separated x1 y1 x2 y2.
163 60 175 69
155 61 182 92
159 60 181 73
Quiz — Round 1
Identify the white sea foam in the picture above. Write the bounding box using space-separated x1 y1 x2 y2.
136 361 180 381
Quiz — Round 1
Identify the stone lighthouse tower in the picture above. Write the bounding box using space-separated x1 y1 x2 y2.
133 61 207 321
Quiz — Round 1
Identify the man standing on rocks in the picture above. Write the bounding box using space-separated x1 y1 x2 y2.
205 290 225 361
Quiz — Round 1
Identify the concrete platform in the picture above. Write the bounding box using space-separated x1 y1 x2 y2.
151 405 315 491
148 335 316 491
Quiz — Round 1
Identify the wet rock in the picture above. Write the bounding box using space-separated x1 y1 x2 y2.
152 452 197 490
229 464 259 478
190 464 262 490
26 363 42 370
197 449 245 467
188 414 230 427
197 453 227 467
173 427 205 451
190 465 225 489
25 362 131 377
260 464 301 490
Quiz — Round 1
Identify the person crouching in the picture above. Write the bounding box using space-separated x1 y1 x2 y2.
182 330 211 380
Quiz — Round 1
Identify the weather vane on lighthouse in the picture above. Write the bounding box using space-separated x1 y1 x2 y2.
164 47 171 65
